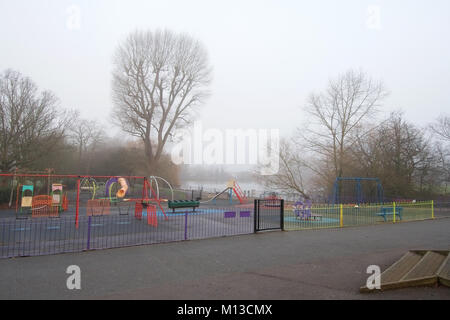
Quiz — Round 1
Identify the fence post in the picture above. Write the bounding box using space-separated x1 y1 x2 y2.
87 215 91 250
393 202 396 223
184 211 188 241
75 177 80 229
142 177 147 200
340 204 343 228
253 199 258 233
431 200 434 219
280 199 284 231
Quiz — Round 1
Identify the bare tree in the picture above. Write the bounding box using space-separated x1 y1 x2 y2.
299 69 388 179
434 142 450 194
430 114 450 142
111 29 212 173
350 112 437 198
68 112 105 173
0 69 68 172
258 140 310 198
429 114 450 193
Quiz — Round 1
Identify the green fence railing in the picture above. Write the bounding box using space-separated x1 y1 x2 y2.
285 201 434 231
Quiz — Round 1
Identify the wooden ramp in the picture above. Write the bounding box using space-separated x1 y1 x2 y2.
361 250 450 292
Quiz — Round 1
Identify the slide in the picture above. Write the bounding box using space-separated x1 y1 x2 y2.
232 181 247 204
105 177 129 199
200 188 232 204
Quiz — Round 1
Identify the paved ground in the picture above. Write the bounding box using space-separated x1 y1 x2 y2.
0 217 449 299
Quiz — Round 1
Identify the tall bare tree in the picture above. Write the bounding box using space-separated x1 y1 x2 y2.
0 69 68 172
68 112 105 173
299 69 388 179
111 29 212 173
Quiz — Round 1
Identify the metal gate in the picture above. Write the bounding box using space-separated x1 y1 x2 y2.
254 199 284 232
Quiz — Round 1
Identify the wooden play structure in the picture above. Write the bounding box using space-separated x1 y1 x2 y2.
361 250 450 292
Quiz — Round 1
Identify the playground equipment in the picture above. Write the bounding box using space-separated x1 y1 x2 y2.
80 175 172 222
31 195 59 218
147 176 174 202
51 184 64 211
331 177 384 205
228 180 247 204
200 180 248 205
168 200 200 212
19 185 34 213
16 182 68 218
133 176 169 224
85 176 136 216
81 175 171 223
376 205 403 222
87 199 111 216
293 198 322 221
105 177 129 200
80 177 101 200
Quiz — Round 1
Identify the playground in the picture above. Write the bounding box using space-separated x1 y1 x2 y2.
0 171 449 299
0 173 448 260
0 173 278 258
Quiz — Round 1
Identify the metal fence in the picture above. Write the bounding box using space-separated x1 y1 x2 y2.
0 197 446 259
284 201 437 231
0 206 255 259
434 201 450 218
254 199 284 232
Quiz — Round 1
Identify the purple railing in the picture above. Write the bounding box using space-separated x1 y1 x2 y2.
0 206 255 259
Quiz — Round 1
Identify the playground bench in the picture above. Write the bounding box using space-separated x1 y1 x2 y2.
376 206 403 222
168 200 200 212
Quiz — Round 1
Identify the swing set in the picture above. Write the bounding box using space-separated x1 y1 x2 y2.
1 173 175 228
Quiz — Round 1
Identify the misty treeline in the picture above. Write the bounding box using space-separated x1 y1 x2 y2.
0 68 179 185
0 28 211 187
263 70 450 200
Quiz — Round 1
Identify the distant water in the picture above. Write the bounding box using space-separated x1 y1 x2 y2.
179 181 302 201
180 180 266 196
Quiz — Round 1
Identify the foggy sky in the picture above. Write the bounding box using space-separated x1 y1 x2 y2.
1 0 449 138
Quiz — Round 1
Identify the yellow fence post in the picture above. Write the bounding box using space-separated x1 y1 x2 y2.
340 204 343 228
393 202 396 223
431 200 434 219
